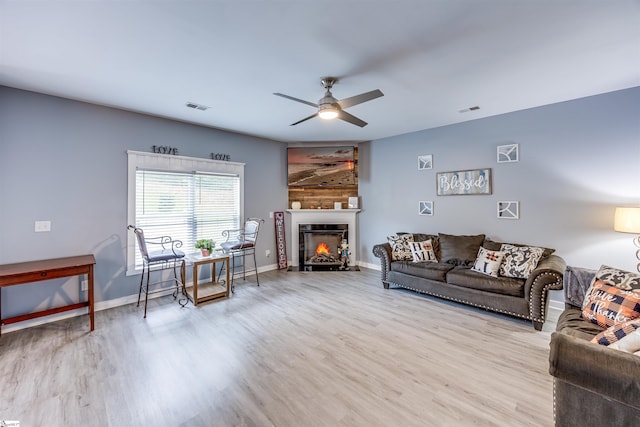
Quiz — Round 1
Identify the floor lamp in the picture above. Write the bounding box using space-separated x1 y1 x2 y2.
614 207 640 273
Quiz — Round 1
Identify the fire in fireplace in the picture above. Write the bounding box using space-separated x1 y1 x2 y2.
309 242 336 264
299 224 348 271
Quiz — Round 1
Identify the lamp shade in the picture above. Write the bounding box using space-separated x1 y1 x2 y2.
614 207 640 233
318 105 338 120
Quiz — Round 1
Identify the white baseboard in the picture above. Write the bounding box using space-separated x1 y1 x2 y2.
2 264 282 335
0 290 165 334
1 263 563 334
548 299 564 313
358 261 380 271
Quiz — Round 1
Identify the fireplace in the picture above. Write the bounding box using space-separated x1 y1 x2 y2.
287 209 360 269
299 224 348 271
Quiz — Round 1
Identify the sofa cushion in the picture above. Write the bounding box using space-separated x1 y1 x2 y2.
390 261 454 282
582 280 640 328
499 244 545 279
409 240 437 263
591 318 640 346
446 267 525 297
471 247 504 277
556 307 604 340
387 233 414 261
438 233 485 266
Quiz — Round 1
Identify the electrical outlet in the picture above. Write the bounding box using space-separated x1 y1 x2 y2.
81 280 88 291
265 249 271 257
35 220 51 232
269 211 274 218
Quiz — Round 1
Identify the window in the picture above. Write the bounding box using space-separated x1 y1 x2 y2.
127 151 244 274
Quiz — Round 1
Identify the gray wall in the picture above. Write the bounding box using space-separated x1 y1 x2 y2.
2 85 639 318
359 87 640 303
0 86 287 318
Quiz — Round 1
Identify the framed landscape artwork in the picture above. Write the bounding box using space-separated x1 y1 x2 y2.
287 146 356 187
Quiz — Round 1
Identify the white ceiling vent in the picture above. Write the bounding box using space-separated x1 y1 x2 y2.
185 102 210 111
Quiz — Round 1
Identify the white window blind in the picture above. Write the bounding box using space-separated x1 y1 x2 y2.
127 151 245 274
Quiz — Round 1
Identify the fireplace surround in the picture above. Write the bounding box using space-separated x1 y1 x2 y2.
286 209 360 270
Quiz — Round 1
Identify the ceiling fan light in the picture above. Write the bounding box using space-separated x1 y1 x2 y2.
318 105 338 120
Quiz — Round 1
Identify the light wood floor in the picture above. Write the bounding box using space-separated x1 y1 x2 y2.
0 268 557 426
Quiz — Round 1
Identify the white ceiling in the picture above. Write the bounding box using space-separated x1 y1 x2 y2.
1 1 639 143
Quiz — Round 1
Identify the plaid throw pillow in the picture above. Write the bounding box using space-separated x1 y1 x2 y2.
591 318 640 346
582 280 640 329
609 328 640 352
582 265 640 310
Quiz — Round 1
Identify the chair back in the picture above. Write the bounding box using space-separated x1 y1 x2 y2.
129 226 150 260
244 218 262 243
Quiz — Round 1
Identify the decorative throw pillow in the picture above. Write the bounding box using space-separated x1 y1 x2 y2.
582 280 640 329
471 247 505 277
438 233 485 266
499 244 545 279
412 234 440 258
608 328 640 352
581 265 640 310
409 240 437 263
387 233 414 261
483 239 555 259
591 318 640 346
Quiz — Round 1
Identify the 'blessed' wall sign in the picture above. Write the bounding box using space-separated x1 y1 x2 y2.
436 168 492 196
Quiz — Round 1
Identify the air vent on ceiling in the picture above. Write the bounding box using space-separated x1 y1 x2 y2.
459 105 480 113
185 102 210 111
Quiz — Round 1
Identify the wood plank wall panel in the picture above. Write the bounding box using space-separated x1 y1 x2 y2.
288 186 358 210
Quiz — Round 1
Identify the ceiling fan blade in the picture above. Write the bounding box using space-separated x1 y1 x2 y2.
337 89 384 109
290 112 319 126
338 110 367 127
273 93 318 108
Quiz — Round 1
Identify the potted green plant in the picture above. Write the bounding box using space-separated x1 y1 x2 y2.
195 239 215 257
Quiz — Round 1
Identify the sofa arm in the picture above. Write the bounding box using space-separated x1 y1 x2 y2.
372 243 392 288
526 254 566 329
549 331 640 410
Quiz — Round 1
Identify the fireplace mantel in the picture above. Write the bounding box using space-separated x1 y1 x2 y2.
286 209 361 268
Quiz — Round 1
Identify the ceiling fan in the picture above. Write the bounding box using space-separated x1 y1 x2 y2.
274 77 384 128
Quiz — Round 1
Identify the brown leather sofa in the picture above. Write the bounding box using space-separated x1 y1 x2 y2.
372 233 565 330
549 266 640 426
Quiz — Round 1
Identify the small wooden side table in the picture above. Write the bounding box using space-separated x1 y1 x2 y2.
186 253 230 305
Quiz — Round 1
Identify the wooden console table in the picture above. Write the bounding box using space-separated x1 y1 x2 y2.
0 254 96 336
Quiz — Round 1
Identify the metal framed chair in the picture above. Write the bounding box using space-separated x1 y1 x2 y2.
219 218 264 292
128 225 187 318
